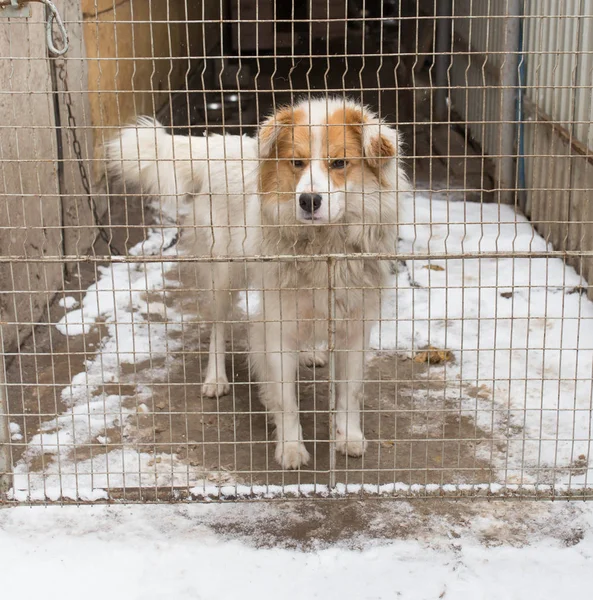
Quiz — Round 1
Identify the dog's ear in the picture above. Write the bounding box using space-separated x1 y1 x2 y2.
360 112 402 169
258 107 298 158
339 105 401 168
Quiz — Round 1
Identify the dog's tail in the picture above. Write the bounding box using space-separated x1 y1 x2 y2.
104 117 199 217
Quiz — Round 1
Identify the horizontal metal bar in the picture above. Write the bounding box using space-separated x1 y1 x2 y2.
0 250 592 264
6 484 593 505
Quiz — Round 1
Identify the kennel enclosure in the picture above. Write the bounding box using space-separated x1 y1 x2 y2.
1 0 593 501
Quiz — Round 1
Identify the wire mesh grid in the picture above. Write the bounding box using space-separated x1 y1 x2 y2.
1 0 592 503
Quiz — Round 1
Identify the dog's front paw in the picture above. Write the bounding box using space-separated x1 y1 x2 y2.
300 351 328 368
275 440 310 469
336 429 367 457
202 376 230 398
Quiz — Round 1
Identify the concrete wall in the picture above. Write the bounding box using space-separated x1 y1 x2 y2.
0 0 213 355
0 3 63 355
56 0 103 261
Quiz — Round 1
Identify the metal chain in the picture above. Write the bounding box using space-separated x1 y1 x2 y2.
56 60 120 256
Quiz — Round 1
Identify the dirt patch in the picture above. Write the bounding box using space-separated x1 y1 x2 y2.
116 308 493 487
171 498 587 550
8 293 494 491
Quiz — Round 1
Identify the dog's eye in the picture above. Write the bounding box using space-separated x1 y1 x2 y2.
330 159 347 169
292 159 305 168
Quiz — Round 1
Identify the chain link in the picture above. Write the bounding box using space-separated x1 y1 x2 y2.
56 60 120 256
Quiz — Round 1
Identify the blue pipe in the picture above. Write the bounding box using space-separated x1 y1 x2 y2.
517 4 527 204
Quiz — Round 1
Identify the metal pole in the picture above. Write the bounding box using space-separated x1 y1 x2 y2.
327 258 336 490
0 337 11 496
435 0 453 122
498 0 522 204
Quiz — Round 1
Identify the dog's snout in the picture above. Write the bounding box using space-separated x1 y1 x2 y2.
299 193 322 213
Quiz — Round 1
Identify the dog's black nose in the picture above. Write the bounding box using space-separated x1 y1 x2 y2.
299 193 322 214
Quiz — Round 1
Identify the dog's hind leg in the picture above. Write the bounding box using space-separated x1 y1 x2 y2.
202 263 231 398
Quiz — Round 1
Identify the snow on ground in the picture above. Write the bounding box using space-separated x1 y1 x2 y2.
12 221 193 500
57 295 79 310
9 422 22 441
383 198 593 485
9 193 593 500
1 501 593 600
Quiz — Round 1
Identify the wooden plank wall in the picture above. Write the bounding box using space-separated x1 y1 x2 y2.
80 0 216 153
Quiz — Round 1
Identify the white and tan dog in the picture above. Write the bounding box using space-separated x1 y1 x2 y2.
105 97 409 469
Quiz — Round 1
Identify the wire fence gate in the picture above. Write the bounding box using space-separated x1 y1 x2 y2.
1 0 592 504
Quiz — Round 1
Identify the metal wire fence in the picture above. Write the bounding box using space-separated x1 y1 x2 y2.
0 0 592 503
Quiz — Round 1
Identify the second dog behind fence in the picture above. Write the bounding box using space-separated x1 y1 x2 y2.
106 96 410 469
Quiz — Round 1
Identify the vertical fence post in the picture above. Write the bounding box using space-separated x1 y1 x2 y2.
435 0 453 122
498 0 522 204
327 258 337 490
0 343 11 496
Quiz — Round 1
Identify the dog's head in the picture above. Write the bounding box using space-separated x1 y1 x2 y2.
258 97 405 227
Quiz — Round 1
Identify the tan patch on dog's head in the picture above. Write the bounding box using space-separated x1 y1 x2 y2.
327 104 398 174
258 101 401 215
324 106 371 187
259 107 310 205
326 107 366 158
259 107 302 154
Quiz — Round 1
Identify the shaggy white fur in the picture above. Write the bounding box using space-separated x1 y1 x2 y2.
105 97 409 468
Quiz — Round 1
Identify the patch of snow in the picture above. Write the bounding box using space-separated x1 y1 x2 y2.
58 296 79 309
242 196 593 486
1 503 593 600
55 308 90 336
9 422 22 441
12 216 186 501
10 450 208 502
371 196 593 485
